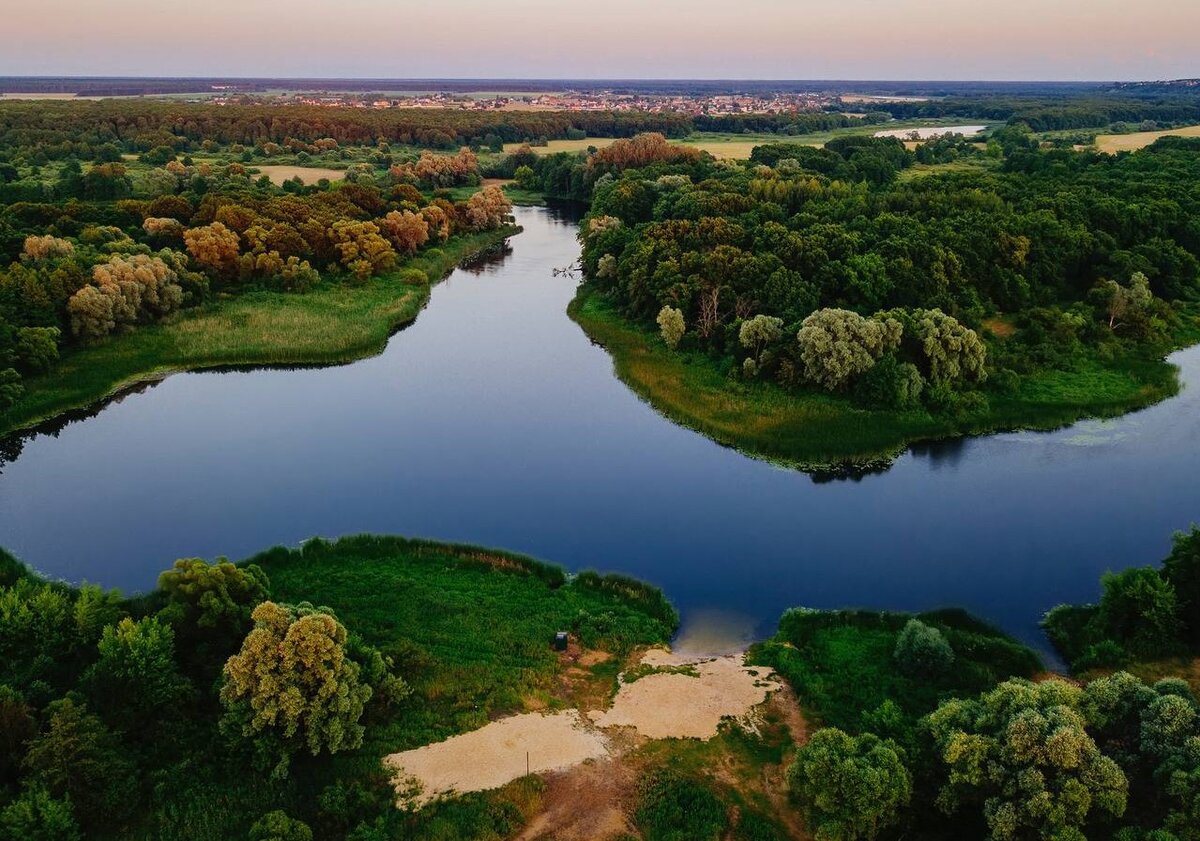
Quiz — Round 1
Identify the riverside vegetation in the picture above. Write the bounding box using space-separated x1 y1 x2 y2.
551 130 1200 464
0 139 516 437
3 528 1199 840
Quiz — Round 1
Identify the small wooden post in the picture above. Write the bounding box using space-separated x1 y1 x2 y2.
526 751 530 777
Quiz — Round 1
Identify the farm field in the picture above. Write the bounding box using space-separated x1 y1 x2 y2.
252 163 347 185
505 118 999 160
1095 124 1200 152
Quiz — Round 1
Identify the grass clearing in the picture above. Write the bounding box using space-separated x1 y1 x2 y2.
248 535 677 749
0 228 516 437
1095 124 1200 153
252 164 347 185
570 284 1192 467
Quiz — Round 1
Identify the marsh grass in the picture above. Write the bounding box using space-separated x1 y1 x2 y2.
0 228 518 437
569 284 1193 468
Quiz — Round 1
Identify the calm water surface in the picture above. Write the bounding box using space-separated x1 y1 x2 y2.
2 205 1198 655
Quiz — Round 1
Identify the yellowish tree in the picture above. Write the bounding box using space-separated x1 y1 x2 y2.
463 186 512 231
380 210 429 255
220 602 371 766
183 221 241 275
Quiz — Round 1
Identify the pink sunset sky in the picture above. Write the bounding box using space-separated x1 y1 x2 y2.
4 0 1197 80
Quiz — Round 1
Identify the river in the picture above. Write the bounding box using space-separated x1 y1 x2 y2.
2 205 1198 656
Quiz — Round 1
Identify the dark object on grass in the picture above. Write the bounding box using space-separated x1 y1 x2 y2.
553 631 569 651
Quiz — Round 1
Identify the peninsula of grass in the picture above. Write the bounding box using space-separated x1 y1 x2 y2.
246 534 678 748
0 227 517 438
570 284 1198 468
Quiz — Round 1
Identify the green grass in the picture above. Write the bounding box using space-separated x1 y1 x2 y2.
247 534 677 749
569 284 1194 468
749 608 1041 736
0 228 517 438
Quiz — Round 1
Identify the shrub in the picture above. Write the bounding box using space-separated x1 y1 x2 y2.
656 306 685 349
635 770 728 841
893 618 954 677
396 268 428 285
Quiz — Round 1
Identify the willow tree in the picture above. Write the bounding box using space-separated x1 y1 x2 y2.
220 602 371 773
796 308 902 391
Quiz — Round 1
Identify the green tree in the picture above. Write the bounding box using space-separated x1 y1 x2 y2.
220 602 372 772
907 309 984 386
0 685 35 787
796 309 902 391
893 618 954 678
926 678 1127 840
0 786 81 841
1097 567 1182 658
1162 527 1200 649
158 557 269 645
22 698 135 830
657 305 685 350
786 727 912 841
739 314 784 364
86 616 187 718
248 810 313 841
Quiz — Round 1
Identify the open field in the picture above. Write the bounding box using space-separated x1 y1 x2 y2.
252 163 346 185
505 119 999 160
1095 124 1200 153
0 229 515 437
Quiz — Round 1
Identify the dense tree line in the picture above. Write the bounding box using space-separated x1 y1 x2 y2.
880 95 1200 132
0 150 512 414
574 133 1200 416
757 597 1200 840
1044 528 1200 671
0 100 693 161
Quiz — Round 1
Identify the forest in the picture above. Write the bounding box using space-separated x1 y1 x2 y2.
535 129 1200 462
0 135 516 435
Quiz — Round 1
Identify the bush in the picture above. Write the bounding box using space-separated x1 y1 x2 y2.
893 618 954 677
635 770 728 841
396 267 428 285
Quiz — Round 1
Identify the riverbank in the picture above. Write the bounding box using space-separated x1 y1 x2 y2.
0 227 519 438
570 283 1199 468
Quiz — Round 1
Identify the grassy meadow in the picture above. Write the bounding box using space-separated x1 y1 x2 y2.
250 535 677 748
570 284 1194 467
0 228 516 437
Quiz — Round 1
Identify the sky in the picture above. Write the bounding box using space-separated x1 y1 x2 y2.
3 0 1197 81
